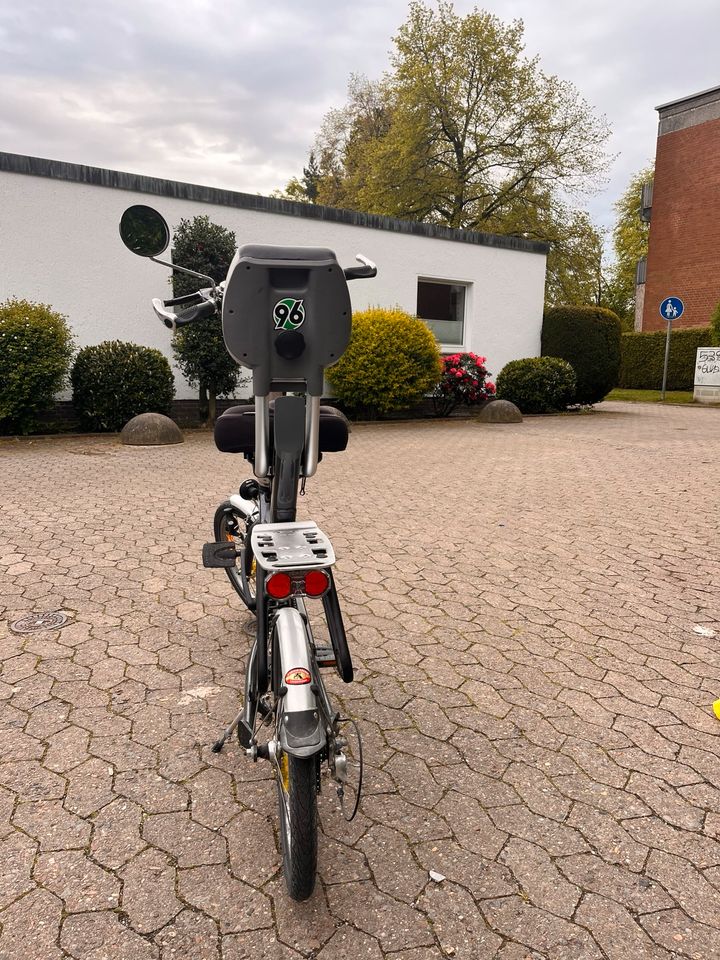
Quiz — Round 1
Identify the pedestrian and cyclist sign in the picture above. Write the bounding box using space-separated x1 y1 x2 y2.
660 296 684 320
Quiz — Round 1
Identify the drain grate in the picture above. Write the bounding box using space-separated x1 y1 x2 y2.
10 611 70 634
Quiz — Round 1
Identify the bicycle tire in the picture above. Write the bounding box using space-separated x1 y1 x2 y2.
276 752 318 901
213 501 256 611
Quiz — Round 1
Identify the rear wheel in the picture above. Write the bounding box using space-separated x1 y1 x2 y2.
213 501 256 611
276 752 318 901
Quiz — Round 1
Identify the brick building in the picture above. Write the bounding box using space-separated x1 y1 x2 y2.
640 85 720 332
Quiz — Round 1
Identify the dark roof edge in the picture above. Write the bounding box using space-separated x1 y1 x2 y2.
0 151 548 256
656 84 720 113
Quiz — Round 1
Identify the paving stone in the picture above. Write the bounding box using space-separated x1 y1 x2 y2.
90 797 146 868
0 831 37 908
3 403 720 957
154 910 219 960
575 893 673 960
120 846 182 933
0 888 64 960
500 838 581 917
483 895 603 959
327 880 433 951
61 909 159 960
34 849 120 911
356 824 426 902
417 881 503 959
178 864 271 933
143 811 226 866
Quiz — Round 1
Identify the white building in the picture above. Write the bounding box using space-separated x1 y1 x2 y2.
0 152 547 400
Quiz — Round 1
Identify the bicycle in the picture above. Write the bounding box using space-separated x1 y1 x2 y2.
120 204 376 900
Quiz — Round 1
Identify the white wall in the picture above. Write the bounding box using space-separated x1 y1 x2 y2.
0 168 546 399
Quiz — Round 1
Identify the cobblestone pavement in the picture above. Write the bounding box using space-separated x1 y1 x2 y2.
1 400 720 960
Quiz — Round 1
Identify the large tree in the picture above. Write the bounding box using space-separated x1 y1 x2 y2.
608 163 653 326
285 2 612 305
170 215 240 424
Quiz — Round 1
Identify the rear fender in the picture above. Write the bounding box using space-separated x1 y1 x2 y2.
274 607 325 758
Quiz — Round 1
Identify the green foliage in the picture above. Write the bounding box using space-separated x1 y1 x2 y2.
326 307 442 417
710 301 720 346
496 357 576 414
618 327 712 391
170 215 240 422
541 306 622 404
71 341 174 432
293 2 611 306
608 163 653 326
0 298 74 435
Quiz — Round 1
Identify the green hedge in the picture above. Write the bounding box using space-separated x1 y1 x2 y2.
496 357 576 414
619 326 712 390
710 301 720 346
72 340 175 431
541 306 622 404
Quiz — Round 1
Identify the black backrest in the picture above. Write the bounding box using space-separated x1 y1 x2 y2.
222 244 352 396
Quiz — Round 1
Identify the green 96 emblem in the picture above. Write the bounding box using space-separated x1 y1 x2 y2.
273 298 305 330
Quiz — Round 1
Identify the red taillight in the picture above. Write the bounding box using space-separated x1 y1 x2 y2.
266 573 292 599
304 570 329 597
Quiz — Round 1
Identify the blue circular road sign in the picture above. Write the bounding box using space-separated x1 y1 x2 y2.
660 297 684 320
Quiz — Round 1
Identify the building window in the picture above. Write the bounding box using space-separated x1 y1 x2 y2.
417 279 467 346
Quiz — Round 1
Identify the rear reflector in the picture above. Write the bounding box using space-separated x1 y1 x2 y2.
266 572 292 599
304 570 330 597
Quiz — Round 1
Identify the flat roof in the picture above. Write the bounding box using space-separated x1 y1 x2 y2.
656 83 720 112
0 151 548 256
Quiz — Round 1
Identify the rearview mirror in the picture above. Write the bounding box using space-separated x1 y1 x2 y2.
119 205 170 258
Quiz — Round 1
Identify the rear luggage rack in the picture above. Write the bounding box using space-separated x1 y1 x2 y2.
250 521 335 571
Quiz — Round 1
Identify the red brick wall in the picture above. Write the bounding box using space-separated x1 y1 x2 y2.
642 116 720 331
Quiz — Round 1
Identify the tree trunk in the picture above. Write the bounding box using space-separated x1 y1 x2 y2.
198 383 209 425
208 390 217 425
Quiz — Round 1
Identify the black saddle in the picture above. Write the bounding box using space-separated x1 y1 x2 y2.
214 403 350 455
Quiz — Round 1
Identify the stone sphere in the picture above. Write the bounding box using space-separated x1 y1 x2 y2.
477 399 523 423
120 412 184 445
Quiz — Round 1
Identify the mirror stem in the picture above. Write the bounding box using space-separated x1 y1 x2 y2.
150 257 217 294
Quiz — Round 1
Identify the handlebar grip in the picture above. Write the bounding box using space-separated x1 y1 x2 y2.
343 254 377 281
174 299 217 326
164 292 203 307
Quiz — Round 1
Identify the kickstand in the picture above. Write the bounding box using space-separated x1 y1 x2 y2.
211 708 245 753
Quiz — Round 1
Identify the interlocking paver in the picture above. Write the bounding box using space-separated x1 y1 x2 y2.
2 402 720 957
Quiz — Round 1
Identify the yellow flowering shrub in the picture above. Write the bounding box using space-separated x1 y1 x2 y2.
327 307 442 417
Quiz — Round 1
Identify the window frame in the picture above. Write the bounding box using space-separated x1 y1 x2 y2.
416 275 471 351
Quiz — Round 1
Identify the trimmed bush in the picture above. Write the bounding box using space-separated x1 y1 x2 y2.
496 357 577 414
619 326 712 390
72 341 175 431
326 307 442 417
710 301 720 346
0 298 74 435
542 306 622 404
431 351 496 417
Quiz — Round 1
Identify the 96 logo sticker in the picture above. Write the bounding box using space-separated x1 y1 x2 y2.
273 298 305 331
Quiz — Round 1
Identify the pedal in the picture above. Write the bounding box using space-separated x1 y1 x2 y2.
202 541 238 568
314 644 337 668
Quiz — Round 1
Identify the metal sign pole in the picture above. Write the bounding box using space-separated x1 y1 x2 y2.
661 317 672 400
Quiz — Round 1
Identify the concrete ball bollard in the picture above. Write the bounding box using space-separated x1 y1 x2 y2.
120 412 184 445
477 399 523 423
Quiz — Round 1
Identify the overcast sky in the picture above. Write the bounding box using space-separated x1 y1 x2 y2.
1 0 717 236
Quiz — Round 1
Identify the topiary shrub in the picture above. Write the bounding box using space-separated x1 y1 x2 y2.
326 307 442 418
710 301 720 346
431 351 496 417
542 306 622 404
619 326 712 390
0 298 74 435
496 357 577 414
71 341 175 432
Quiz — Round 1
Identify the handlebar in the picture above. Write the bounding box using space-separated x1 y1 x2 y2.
152 254 376 331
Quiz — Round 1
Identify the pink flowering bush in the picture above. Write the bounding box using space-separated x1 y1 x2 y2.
431 351 496 417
